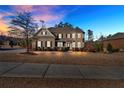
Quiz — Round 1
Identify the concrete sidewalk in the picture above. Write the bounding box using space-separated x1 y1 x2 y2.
1 62 124 79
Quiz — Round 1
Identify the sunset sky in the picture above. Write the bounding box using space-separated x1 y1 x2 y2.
0 5 124 38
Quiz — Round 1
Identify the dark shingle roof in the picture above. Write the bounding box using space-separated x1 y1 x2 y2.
48 27 85 35
104 32 124 41
110 32 124 39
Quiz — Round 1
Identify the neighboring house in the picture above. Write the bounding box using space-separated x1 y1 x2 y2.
103 32 124 52
32 26 85 51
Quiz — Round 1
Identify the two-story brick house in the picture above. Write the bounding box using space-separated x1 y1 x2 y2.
32 26 85 51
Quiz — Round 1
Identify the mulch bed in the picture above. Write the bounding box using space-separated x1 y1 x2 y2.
20 52 38 55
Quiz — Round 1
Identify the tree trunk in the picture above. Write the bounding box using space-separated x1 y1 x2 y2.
26 34 30 53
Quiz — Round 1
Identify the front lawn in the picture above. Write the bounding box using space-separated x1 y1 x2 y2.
0 51 124 66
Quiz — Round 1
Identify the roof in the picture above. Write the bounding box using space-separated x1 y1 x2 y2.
103 32 124 41
34 28 46 36
34 26 85 38
48 27 85 36
110 32 124 39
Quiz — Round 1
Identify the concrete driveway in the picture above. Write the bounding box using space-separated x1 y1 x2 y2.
1 62 124 79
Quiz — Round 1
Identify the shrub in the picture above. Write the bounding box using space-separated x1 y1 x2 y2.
0 41 4 45
107 43 113 53
94 43 100 52
94 43 103 52
112 48 119 52
62 47 69 52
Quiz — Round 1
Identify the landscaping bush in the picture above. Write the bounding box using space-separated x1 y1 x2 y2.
94 43 103 52
112 48 119 52
37 47 41 51
107 43 113 53
62 47 69 52
94 43 100 52
9 40 14 48
0 41 4 45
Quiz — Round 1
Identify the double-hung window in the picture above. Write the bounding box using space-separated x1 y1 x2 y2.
58 34 62 38
47 41 51 47
57 42 63 47
72 33 76 38
72 42 76 48
77 33 81 38
67 34 70 38
77 42 81 48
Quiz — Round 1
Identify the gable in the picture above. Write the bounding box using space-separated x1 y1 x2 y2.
35 28 55 38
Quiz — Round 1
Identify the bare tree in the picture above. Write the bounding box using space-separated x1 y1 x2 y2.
10 12 38 53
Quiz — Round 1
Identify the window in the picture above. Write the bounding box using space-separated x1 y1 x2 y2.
77 42 81 48
72 33 76 38
58 34 62 38
77 33 81 38
42 31 46 35
72 42 76 48
67 43 70 47
37 41 41 47
47 41 51 47
57 42 63 47
67 34 71 38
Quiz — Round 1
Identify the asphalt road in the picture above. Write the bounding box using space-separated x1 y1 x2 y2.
0 48 26 53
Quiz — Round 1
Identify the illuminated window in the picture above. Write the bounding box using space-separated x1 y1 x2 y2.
42 31 46 35
58 34 62 38
37 41 41 47
72 42 76 48
47 41 51 47
77 33 81 38
67 34 71 38
72 33 75 38
57 42 63 47
77 42 81 48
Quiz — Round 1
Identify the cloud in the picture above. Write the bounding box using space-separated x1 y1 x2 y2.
0 9 13 19
32 6 65 27
12 5 34 12
0 5 80 35
10 5 65 27
0 19 9 35
0 9 14 35
34 14 62 22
